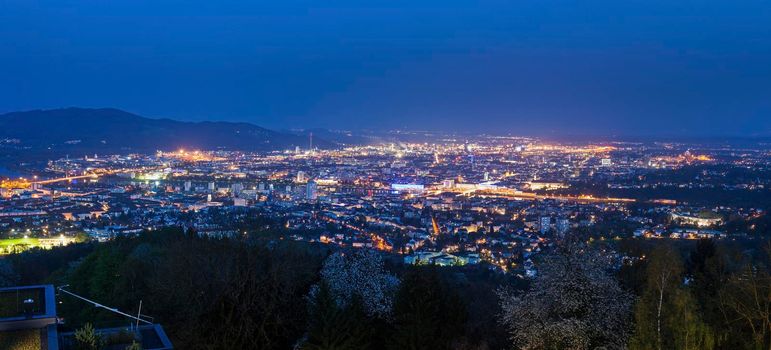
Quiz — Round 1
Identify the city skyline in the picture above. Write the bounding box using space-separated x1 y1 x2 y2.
2 2 771 349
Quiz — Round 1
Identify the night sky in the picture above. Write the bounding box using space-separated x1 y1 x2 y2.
1 0 770 136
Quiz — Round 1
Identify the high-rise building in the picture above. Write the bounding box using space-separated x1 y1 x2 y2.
208 182 215 192
231 182 244 195
601 158 612 167
539 216 551 234
296 171 308 183
306 180 318 200
556 217 570 234
184 181 192 192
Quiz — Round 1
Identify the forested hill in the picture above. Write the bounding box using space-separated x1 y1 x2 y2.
0 107 332 157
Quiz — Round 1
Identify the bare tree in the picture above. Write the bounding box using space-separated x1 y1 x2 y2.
719 262 771 349
648 246 682 350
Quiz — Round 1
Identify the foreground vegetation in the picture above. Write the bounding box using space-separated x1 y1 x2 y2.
0 227 768 349
0 329 41 350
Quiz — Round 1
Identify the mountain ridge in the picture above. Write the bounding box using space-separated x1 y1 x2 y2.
0 107 329 155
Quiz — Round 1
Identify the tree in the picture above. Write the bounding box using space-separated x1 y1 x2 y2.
718 262 771 349
302 282 372 350
498 243 632 349
389 268 468 350
61 228 324 350
630 245 714 350
74 323 103 350
125 341 142 350
687 239 731 345
0 259 18 287
650 246 680 350
667 288 714 350
314 249 399 320
166 240 320 350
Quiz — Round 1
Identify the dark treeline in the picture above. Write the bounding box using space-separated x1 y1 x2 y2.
555 183 771 210
549 164 771 210
0 228 768 350
0 228 514 349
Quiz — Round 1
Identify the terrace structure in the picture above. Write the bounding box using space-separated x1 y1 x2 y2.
0 285 58 350
0 284 173 350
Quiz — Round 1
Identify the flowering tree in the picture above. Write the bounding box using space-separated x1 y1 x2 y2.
313 249 399 319
498 243 632 349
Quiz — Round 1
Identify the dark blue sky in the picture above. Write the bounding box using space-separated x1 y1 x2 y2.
1 0 770 136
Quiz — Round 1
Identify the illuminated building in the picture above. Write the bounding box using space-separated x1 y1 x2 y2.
526 181 568 191
556 217 570 234
670 212 722 227
230 183 244 195
539 216 551 234
306 180 318 200
391 184 425 193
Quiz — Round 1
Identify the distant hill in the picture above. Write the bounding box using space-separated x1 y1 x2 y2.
0 108 331 157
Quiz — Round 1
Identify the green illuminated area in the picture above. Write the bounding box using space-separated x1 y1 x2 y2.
0 234 85 255
0 238 41 255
